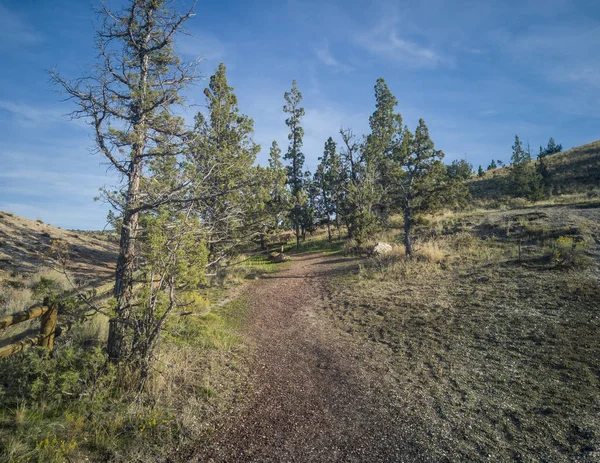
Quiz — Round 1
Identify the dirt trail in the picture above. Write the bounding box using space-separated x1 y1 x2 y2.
194 253 428 463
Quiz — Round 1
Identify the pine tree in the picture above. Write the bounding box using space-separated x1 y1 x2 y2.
191 63 260 264
509 135 544 200
478 165 485 177
545 137 562 155
283 80 306 249
447 159 473 180
314 137 339 242
364 78 403 220
396 120 469 256
340 128 379 248
52 0 198 363
267 141 290 231
487 159 497 170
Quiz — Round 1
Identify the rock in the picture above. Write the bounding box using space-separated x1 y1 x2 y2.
371 242 393 256
268 252 289 263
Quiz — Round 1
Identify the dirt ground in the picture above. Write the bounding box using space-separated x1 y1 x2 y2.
193 253 435 463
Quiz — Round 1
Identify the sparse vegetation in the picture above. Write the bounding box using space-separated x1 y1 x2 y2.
2 0 599 461
322 204 600 461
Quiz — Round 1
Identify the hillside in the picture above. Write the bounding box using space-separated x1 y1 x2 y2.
0 211 117 281
469 140 600 201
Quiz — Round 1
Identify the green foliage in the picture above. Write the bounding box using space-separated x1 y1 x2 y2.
191 63 260 262
487 159 497 170
344 166 380 248
549 236 588 268
313 137 345 240
364 78 404 220
509 135 546 201
283 80 307 246
478 165 485 177
447 159 473 180
0 346 109 407
543 137 563 155
395 119 470 254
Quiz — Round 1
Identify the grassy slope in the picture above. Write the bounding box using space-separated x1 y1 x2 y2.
469 140 600 201
0 211 117 281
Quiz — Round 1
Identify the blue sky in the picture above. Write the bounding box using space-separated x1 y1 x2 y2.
1 0 599 229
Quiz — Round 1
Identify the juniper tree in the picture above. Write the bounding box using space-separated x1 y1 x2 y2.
447 159 473 180
510 135 544 200
314 137 338 241
256 141 290 249
396 119 468 256
190 63 260 264
478 165 485 177
364 78 403 221
283 80 306 249
52 0 199 362
340 128 379 247
537 145 551 188
544 137 562 155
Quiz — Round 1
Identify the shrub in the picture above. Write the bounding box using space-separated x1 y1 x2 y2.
586 188 600 199
549 236 588 268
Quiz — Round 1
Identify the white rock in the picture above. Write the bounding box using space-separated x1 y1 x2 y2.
371 242 393 256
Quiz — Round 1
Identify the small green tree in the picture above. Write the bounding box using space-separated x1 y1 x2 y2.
509 135 545 200
314 137 339 241
283 80 306 249
478 165 485 177
544 137 562 155
339 128 379 248
487 159 497 170
537 146 552 190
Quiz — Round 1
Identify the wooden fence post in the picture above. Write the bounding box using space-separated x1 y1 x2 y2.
39 299 58 351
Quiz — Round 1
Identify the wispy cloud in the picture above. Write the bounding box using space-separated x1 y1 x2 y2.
506 24 600 88
315 44 353 73
175 30 226 64
356 17 447 68
0 100 83 128
0 4 43 50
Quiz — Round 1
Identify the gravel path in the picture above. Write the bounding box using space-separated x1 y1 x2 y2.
193 253 428 463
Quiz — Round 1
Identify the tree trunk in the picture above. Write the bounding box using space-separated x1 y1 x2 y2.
403 207 413 257
108 156 142 362
327 221 332 242
295 223 300 250
260 232 267 251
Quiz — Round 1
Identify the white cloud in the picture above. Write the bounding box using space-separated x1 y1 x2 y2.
356 17 448 68
315 44 353 73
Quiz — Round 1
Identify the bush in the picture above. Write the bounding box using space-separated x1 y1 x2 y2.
549 236 588 268
586 188 600 199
